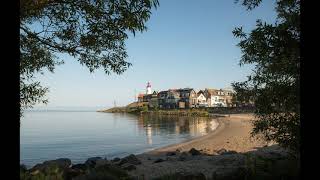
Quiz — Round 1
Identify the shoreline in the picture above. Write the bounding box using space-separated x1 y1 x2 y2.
141 113 267 156
23 113 265 166
127 113 283 179
146 117 225 155
21 113 296 180
20 113 225 168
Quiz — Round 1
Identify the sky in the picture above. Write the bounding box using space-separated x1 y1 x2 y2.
33 0 277 109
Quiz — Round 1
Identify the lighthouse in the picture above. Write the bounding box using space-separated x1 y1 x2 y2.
146 82 152 94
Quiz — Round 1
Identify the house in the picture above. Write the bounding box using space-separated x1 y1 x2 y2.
143 94 153 102
149 91 159 109
204 88 234 107
157 88 197 109
222 89 234 107
176 88 197 108
165 89 180 109
204 88 226 107
196 90 208 107
138 93 145 102
158 90 168 109
138 83 235 109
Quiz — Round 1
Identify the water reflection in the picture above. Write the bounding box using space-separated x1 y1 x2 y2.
21 111 219 167
136 115 217 145
146 126 152 145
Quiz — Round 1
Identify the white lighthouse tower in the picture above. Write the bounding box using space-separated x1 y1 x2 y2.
146 82 152 94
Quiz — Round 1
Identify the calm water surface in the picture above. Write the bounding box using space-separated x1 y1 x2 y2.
20 110 218 167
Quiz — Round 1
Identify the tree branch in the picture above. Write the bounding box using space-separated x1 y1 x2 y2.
21 26 81 54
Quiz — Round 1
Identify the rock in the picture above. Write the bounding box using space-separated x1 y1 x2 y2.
31 158 71 172
153 158 165 163
216 149 238 155
30 170 40 175
212 152 219 156
119 154 141 165
175 172 206 180
178 152 188 161
166 152 176 156
121 163 136 171
64 168 83 180
176 148 182 152
189 148 201 156
217 148 227 155
222 150 238 155
213 155 242 166
74 164 131 180
112 157 121 162
95 159 110 168
85 157 102 167
213 167 247 180
71 163 87 171
178 156 186 161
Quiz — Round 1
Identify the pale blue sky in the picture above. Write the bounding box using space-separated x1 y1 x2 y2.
34 0 277 109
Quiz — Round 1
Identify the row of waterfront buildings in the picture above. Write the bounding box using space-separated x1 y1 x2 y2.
137 82 235 109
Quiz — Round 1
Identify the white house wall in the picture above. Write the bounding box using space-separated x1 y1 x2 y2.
210 96 227 107
197 94 207 103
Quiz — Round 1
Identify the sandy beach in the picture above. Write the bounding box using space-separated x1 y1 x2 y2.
128 113 282 179
147 113 268 155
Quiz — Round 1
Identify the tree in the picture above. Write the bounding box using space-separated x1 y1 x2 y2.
232 0 300 152
20 0 159 116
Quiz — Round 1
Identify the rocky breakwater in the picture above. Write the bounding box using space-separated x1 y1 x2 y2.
130 145 299 180
20 145 299 180
20 154 141 180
